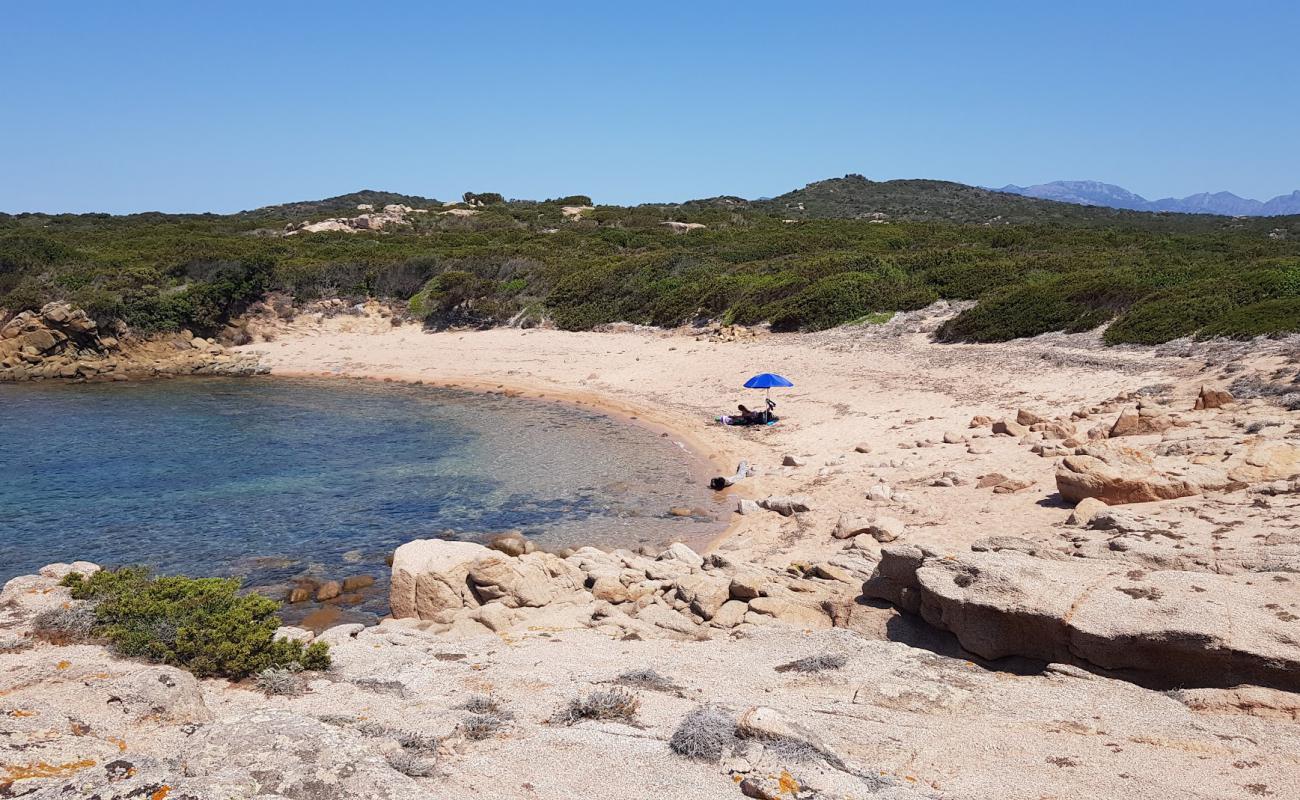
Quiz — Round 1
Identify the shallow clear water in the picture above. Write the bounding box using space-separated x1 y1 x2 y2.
0 377 725 620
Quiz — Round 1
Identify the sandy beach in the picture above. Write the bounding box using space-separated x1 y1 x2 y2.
240 304 1193 566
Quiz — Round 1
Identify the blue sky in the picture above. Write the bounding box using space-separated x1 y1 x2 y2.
2 1 1296 213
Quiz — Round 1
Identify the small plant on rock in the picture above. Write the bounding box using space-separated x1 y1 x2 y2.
460 713 507 740
255 666 304 696
386 749 436 778
30 605 97 644
616 667 678 692
0 636 31 654
555 687 640 725
670 706 738 761
775 652 849 673
460 693 502 714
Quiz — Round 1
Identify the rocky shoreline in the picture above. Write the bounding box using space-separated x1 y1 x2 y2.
4 533 1299 799
0 302 264 383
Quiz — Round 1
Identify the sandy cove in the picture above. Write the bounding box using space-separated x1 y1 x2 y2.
241 305 1186 568
5 305 1300 800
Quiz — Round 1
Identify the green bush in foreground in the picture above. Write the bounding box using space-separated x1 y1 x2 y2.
61 567 329 679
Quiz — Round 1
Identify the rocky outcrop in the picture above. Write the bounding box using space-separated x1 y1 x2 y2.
1107 403 1174 437
1058 440 1300 506
183 709 423 798
1055 445 1216 504
0 303 264 383
387 539 864 638
106 666 212 724
285 204 423 235
1193 385 1234 410
388 540 491 619
863 545 1300 691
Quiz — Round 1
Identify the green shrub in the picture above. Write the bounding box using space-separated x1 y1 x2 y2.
1197 297 1300 340
61 567 330 679
769 270 936 331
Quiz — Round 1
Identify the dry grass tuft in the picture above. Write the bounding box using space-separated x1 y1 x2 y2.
775 652 849 673
669 706 737 761
555 687 640 725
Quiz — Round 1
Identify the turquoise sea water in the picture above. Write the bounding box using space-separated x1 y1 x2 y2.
0 377 725 620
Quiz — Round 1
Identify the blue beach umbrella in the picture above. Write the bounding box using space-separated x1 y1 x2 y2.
743 372 794 391
743 373 793 420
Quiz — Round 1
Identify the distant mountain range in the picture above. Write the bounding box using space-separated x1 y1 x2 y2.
997 180 1300 217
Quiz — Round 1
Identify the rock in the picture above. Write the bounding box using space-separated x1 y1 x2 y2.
589 575 631 603
942 431 966 444
1055 446 1208 505
37 561 101 580
782 455 805 467
675 573 732 620
746 596 831 629
467 551 585 608
1065 496 1109 526
1016 409 1048 426
316 623 365 646
710 599 750 628
737 706 844 766
992 477 1033 494
645 558 692 581
975 472 1008 489
736 498 761 515
866 483 893 502
316 580 342 601
183 709 422 798
758 495 812 516
833 512 873 539
342 575 375 592
729 573 765 601
862 547 1300 691
1032 420 1078 440
969 537 1068 560
637 603 708 637
868 516 906 543
274 625 315 644
486 530 530 557
1223 440 1300 484
1087 508 1167 535
854 442 873 453
659 542 705 569
471 602 519 632
809 562 855 583
966 442 993 455
1108 406 1172 437
969 415 993 428
106 666 212 724
992 419 1030 437
0 573 75 617
1193 385 1234 410
389 539 493 619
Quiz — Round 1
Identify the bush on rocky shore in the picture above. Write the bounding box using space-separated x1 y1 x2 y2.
61 567 330 679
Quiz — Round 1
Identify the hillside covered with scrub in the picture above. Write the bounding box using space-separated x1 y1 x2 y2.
3 177 1300 345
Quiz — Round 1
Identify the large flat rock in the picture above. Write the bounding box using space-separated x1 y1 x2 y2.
864 545 1300 690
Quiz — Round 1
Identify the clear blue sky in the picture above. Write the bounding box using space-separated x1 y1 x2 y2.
3 1 1296 213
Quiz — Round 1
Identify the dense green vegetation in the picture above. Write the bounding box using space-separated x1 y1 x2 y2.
3 177 1299 344
62 567 330 679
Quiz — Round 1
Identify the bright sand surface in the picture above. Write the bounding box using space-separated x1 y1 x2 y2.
239 307 1198 569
